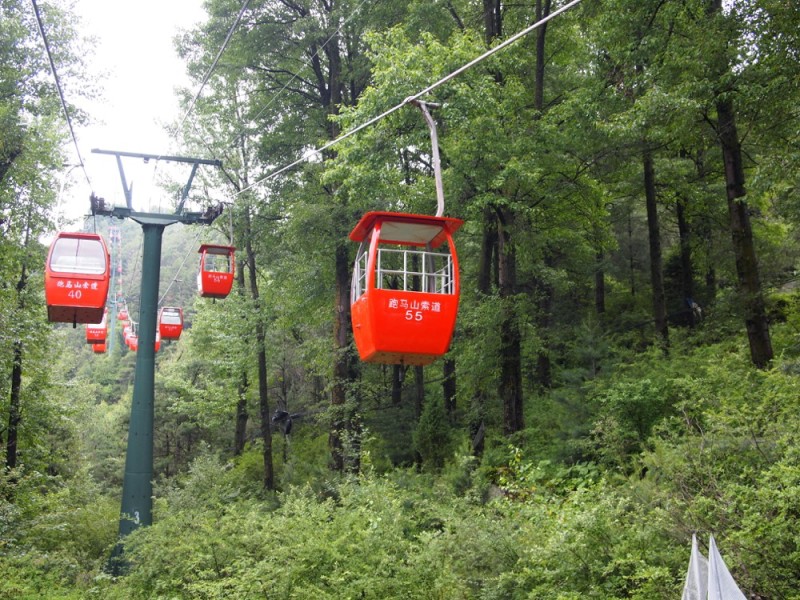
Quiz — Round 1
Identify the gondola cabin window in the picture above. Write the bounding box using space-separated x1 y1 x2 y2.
49 236 107 274
349 212 463 366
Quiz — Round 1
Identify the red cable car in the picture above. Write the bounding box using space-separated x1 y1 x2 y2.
197 244 235 299
158 307 184 340
118 308 128 321
45 232 111 324
349 211 463 366
85 310 108 344
92 342 106 354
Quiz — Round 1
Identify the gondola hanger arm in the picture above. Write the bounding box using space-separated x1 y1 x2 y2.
406 99 445 217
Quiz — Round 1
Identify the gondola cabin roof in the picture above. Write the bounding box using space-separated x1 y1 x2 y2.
349 211 463 248
198 243 235 257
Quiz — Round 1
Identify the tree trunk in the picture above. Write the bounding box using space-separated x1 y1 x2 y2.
478 206 497 293
243 216 274 489
595 250 606 314
533 252 555 392
329 242 347 472
530 0 555 390
534 0 552 112
470 208 496 456
5 253 30 474
717 97 773 368
413 365 425 467
483 0 502 43
234 263 249 457
330 241 359 472
676 197 697 326
256 333 273 489
697 151 718 303
5 340 23 472
234 371 248 456
643 148 669 345
628 209 637 297
498 207 524 435
442 358 456 422
391 365 403 405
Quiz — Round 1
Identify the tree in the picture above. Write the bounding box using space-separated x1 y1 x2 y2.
702 0 773 368
1 0 84 476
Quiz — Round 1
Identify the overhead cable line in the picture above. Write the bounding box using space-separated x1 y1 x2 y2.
173 0 253 143
30 0 93 189
235 0 583 197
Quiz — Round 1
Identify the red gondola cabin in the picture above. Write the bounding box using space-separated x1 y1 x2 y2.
45 232 111 324
158 307 184 340
349 211 463 366
92 342 106 354
85 310 108 344
197 244 235 299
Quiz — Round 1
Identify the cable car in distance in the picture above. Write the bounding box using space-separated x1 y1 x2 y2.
45 232 111 324
92 342 106 354
85 310 108 344
158 307 184 340
349 211 463 366
197 244 235 299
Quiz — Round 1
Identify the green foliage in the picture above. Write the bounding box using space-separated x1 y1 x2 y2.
0 467 118 599
587 377 677 470
83 462 693 600
413 396 454 472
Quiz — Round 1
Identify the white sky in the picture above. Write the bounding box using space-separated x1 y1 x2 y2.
59 0 207 224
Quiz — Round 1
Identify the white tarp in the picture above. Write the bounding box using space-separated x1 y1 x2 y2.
681 534 708 600
707 535 746 600
681 534 746 600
